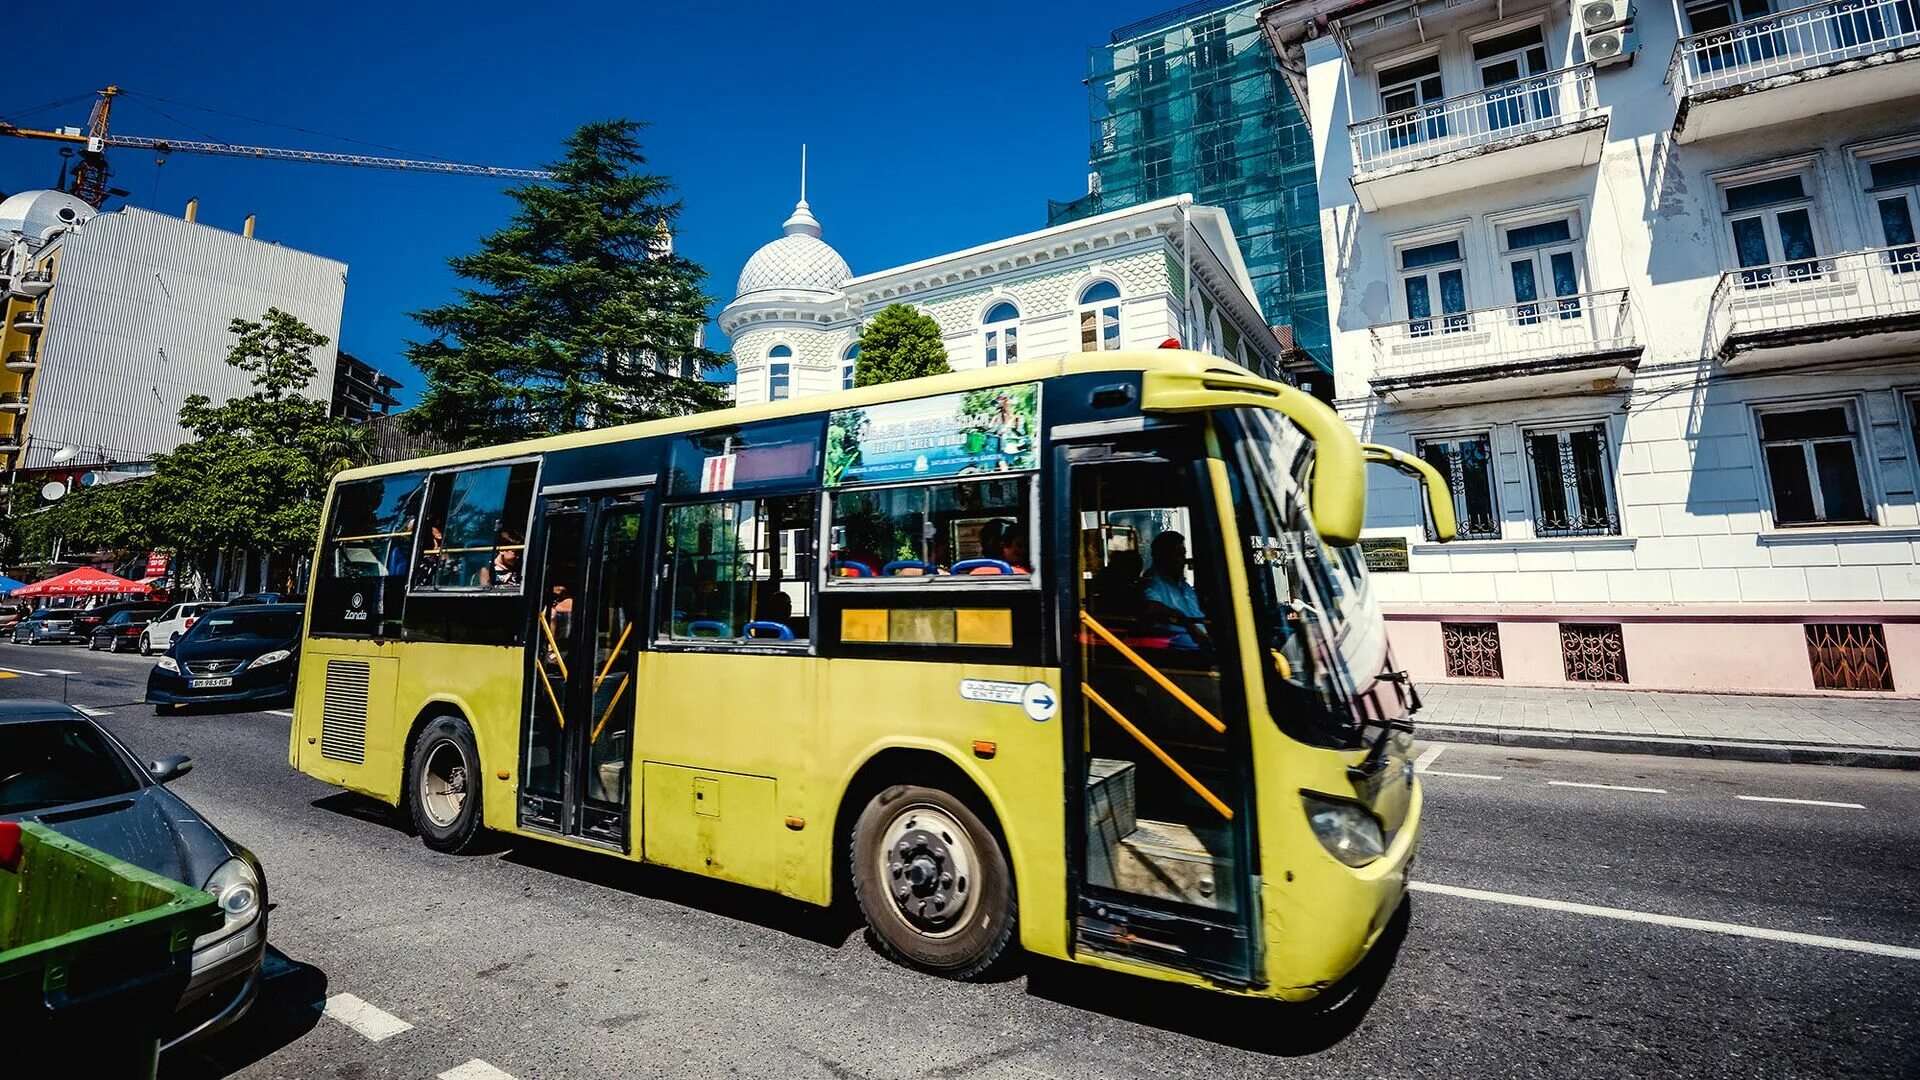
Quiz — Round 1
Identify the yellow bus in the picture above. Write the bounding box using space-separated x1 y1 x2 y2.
290 351 1447 999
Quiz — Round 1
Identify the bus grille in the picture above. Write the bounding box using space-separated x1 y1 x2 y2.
320 660 371 764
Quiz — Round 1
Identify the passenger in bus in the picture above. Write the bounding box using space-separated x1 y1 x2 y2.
482 532 523 588
542 584 574 667
1140 531 1211 651
968 519 1030 574
412 525 445 588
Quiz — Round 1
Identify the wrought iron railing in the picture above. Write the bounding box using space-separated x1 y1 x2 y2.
1670 0 1920 95
1349 64 1599 175
1533 508 1621 538
1370 288 1636 383
3 351 36 370
1705 245 1920 352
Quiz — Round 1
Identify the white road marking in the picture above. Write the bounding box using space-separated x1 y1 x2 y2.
1410 881 1920 961
73 706 110 717
1737 795 1866 810
1548 780 1667 794
1414 745 1446 773
0 666 45 677
1425 769 1503 780
318 993 413 1042
440 1061 517 1080
42 668 81 675
267 709 295 717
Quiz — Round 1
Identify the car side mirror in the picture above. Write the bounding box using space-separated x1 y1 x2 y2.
1362 443 1458 543
149 754 194 783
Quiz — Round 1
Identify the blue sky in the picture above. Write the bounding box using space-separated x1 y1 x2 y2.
6 1 1141 403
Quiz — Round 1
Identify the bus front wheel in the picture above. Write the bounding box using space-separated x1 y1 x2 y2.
409 715 485 854
851 784 1016 980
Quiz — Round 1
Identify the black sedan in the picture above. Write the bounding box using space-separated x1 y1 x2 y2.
71 601 164 642
11 607 86 645
0 701 267 1048
148 604 303 713
90 607 161 652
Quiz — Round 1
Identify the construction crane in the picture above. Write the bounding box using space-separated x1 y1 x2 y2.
0 86 552 207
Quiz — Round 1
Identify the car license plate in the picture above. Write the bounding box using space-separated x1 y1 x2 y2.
189 677 234 689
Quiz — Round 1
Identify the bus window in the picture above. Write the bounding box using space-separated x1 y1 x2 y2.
826 477 1032 579
667 417 823 496
659 494 814 644
312 472 425 636
413 461 538 593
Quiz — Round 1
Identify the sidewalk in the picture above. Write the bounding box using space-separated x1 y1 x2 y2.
1413 682 1920 769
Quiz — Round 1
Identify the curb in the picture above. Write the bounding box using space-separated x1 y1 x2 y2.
1418 722 1920 771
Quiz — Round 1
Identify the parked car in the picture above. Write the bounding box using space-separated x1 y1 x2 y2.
0 607 25 636
12 607 86 645
224 592 303 607
90 608 163 652
148 604 304 712
141 602 222 656
70 601 164 643
0 700 267 1048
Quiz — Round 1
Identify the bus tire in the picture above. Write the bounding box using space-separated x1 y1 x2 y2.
851 783 1016 980
408 714 485 854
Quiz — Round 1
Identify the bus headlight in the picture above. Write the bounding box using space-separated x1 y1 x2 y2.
1302 793 1386 868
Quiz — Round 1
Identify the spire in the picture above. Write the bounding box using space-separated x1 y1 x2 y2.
782 143 821 239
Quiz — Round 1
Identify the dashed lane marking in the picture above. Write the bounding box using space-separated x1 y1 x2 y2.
1425 770 1503 780
440 1061 517 1080
1737 795 1866 809
1547 780 1667 794
1410 881 1920 961
0 666 45 677
1414 745 1446 773
42 668 81 675
318 993 413 1042
267 709 295 717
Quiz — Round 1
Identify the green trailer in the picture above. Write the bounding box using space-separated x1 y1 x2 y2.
0 819 221 1076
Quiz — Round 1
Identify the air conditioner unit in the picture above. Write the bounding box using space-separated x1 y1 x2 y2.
1583 22 1637 66
1575 0 1630 32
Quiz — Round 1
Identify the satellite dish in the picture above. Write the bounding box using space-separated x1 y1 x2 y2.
40 481 65 501
79 471 100 487
51 445 78 464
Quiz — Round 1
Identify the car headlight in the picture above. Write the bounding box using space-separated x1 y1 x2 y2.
200 857 262 944
156 655 180 673
1302 793 1386 868
250 648 292 668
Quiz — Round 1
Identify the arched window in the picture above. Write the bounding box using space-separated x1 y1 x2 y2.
982 301 1019 367
1078 280 1122 352
842 343 860 390
768 344 792 401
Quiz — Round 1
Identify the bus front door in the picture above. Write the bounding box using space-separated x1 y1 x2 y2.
519 487 651 849
1058 435 1260 986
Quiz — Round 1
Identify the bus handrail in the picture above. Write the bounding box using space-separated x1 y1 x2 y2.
1080 611 1226 735
1082 683 1233 820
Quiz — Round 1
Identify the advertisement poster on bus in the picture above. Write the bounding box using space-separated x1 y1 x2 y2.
825 383 1040 487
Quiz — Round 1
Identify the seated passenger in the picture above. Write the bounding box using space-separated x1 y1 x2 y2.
968 519 1031 575
1140 531 1210 651
480 532 523 588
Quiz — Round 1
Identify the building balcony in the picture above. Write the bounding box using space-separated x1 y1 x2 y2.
1368 288 1641 405
0 392 28 414
4 351 37 374
1707 245 1920 367
1670 0 1920 143
11 310 44 334
10 269 51 298
1347 65 1606 212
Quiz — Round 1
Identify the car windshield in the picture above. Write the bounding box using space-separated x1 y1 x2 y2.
192 609 302 641
106 611 138 625
0 719 145 813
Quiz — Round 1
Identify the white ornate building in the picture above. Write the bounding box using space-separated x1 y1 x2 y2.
720 192 1285 406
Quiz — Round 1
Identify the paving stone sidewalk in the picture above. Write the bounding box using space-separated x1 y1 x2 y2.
1414 682 1920 764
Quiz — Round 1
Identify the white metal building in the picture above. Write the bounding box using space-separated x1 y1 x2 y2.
1258 0 1920 694
720 193 1283 405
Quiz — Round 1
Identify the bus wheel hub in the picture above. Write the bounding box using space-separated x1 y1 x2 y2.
885 818 973 931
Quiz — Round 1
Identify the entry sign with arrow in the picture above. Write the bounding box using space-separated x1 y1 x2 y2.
956 678 1059 723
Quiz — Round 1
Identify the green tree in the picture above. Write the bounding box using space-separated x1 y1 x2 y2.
404 120 726 448
853 304 951 387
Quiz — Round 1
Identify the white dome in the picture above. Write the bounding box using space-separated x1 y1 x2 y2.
735 198 851 299
0 189 96 242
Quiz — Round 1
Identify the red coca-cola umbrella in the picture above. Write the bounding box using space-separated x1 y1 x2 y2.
10 567 153 597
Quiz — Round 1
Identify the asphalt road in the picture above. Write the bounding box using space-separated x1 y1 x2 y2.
5 645 1917 1079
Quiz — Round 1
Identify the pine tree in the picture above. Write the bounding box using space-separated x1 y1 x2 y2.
405 120 726 447
853 303 952 387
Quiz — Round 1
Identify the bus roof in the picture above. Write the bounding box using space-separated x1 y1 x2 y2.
335 350 1277 482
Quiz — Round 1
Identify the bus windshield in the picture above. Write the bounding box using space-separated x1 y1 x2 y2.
1226 407 1385 750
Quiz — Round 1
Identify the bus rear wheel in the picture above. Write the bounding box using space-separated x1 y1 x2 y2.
409 715 485 854
851 784 1016 980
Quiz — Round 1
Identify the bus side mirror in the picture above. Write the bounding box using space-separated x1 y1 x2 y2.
1363 444 1457 543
